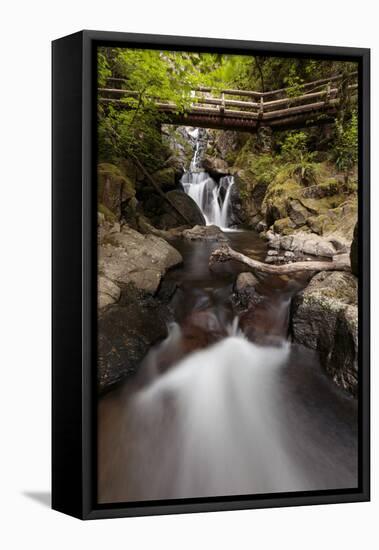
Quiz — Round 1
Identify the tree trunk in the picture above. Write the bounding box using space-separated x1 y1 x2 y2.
209 245 351 275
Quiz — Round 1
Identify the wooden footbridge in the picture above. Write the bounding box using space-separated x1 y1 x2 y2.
98 72 357 133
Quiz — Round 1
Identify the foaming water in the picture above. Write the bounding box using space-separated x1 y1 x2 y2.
181 128 235 229
132 331 297 498
181 172 235 229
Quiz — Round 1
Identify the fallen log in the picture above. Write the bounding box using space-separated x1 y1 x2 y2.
209 245 351 275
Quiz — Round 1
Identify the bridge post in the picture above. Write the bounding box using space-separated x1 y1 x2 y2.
258 96 264 120
220 92 225 115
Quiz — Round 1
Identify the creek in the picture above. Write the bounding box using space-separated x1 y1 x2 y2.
98 229 358 503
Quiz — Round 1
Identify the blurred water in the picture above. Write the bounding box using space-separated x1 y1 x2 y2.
98 230 358 503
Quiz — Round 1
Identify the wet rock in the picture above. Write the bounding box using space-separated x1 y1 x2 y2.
159 190 206 229
228 182 246 225
232 272 261 311
98 287 172 392
182 225 228 242
181 310 227 353
99 225 182 294
256 220 268 233
229 170 268 228
240 298 289 347
202 156 229 177
292 271 358 396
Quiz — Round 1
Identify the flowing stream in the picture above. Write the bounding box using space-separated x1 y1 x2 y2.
98 230 358 503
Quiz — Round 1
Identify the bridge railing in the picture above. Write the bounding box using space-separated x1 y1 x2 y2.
98 72 357 123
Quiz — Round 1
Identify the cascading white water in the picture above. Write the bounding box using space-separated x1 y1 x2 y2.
181 130 235 230
129 326 308 498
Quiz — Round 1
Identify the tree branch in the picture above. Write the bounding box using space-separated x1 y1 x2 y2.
209 244 351 275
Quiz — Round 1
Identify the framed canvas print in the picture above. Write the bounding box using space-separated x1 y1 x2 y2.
52 30 370 519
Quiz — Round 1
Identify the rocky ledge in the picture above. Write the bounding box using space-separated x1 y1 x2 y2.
266 229 349 259
291 271 358 396
98 223 182 304
98 283 174 393
182 224 228 242
97 221 183 392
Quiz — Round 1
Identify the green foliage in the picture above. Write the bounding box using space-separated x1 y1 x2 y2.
249 154 278 185
283 64 304 97
97 48 233 167
280 132 318 185
333 112 358 179
281 132 309 161
97 46 359 188
97 52 111 87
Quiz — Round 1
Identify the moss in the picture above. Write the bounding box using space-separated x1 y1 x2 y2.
98 203 117 223
304 285 357 307
225 150 239 165
152 167 176 189
98 163 136 220
317 177 340 194
306 214 335 235
273 217 297 235
301 193 348 213
233 137 257 169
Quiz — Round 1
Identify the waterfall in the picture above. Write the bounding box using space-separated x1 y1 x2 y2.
181 130 234 230
128 330 305 498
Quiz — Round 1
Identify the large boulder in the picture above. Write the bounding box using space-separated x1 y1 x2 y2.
291 271 358 396
158 190 206 229
98 286 172 392
98 225 182 295
151 167 177 191
287 199 313 227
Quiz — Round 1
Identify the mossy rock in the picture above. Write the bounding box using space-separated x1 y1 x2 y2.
300 193 348 214
152 167 177 190
98 163 136 220
306 214 334 235
273 217 297 235
233 137 258 169
263 178 302 226
98 203 117 223
118 158 142 184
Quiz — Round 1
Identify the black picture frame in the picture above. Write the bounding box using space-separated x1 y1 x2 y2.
52 30 370 520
